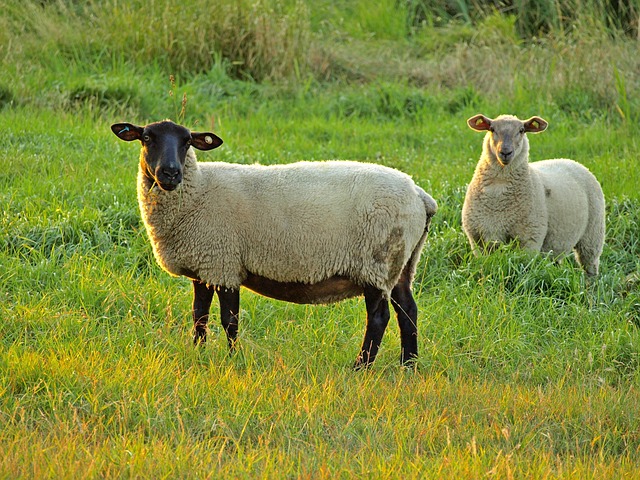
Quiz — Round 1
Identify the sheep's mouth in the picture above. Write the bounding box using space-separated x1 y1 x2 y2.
156 181 180 191
153 166 183 191
498 153 514 166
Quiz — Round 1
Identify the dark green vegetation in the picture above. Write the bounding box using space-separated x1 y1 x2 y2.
2 0 640 478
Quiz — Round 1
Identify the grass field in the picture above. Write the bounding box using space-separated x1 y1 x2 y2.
2 1 640 478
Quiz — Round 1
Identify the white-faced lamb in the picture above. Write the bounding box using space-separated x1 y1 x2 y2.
462 113 605 276
111 120 437 368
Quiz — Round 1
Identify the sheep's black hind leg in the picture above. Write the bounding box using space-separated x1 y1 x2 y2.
354 285 390 369
192 280 215 345
391 277 418 366
217 287 240 352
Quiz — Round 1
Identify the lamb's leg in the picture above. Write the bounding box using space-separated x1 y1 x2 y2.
217 287 240 352
192 280 215 345
354 285 390 369
574 243 600 276
391 277 418 366
575 225 603 276
467 234 482 257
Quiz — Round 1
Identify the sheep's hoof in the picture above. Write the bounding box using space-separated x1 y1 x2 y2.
353 355 373 371
353 362 371 371
400 358 418 371
401 352 418 368
193 331 207 346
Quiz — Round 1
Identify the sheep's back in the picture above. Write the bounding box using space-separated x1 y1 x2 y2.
531 159 603 253
197 160 429 290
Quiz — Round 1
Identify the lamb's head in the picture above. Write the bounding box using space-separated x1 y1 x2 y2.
111 120 223 191
467 114 547 167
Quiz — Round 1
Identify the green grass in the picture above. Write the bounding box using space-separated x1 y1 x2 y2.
2 1 640 478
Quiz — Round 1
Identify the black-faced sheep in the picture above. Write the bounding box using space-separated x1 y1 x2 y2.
111 120 437 368
462 113 605 276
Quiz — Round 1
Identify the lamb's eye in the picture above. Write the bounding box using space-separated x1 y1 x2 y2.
519 127 525 134
143 135 151 143
489 127 495 133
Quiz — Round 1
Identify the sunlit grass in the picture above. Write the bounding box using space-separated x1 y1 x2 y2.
2 1 640 477
3 103 640 476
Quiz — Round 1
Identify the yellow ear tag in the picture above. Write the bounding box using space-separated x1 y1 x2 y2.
532 121 539 129
205 135 213 144
475 118 484 126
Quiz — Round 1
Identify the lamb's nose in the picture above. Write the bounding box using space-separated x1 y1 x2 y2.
500 149 513 158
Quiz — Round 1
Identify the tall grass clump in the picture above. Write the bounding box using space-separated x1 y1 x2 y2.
406 0 639 39
312 0 409 40
510 0 639 38
3 0 640 124
310 3 640 123
2 0 312 81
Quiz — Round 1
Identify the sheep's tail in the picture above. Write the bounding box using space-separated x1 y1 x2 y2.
418 187 438 224
405 187 437 284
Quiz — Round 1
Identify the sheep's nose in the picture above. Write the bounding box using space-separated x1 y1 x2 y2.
497 149 514 166
162 168 180 180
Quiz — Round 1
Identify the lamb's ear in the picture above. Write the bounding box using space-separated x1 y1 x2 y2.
467 114 493 132
523 116 548 134
190 132 223 151
111 123 144 141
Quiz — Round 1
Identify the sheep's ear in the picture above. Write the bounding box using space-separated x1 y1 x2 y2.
111 123 144 141
523 116 548 134
467 114 493 132
190 132 223 151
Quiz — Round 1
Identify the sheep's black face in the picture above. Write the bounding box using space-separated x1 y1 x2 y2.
111 120 223 192
140 122 192 191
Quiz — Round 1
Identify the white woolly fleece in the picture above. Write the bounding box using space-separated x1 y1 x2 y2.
139 150 437 296
462 118 605 275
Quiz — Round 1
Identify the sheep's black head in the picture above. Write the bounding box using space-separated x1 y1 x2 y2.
111 120 223 191
467 114 547 167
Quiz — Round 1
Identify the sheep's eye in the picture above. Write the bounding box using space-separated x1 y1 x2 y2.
489 127 495 133
519 127 525 134
142 135 151 143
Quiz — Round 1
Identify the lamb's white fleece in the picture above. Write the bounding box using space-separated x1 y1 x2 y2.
462 114 605 275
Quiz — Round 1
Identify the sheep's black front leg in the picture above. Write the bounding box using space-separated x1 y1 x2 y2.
192 280 215 345
354 285 390 369
216 287 240 352
391 278 418 366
